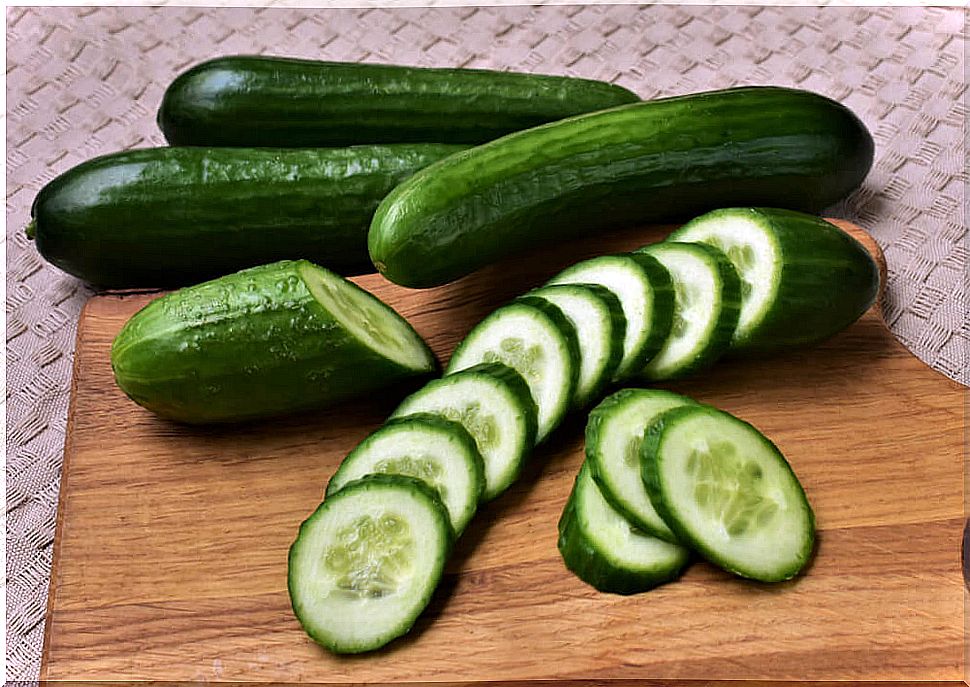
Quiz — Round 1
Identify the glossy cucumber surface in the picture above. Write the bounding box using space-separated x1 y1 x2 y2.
158 55 640 147
369 86 874 288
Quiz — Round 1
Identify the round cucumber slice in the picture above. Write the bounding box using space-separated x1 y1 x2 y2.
558 462 690 594
586 388 697 542
326 414 485 535
288 474 453 653
520 284 625 409
547 253 673 381
391 363 537 501
633 242 741 380
667 207 879 352
445 301 578 443
641 405 816 582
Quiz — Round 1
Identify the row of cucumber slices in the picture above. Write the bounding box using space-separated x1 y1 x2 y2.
288 207 878 653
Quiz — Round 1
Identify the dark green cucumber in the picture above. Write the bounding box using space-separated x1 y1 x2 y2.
110 260 435 424
666 207 880 352
27 144 466 288
158 55 640 147
369 86 874 288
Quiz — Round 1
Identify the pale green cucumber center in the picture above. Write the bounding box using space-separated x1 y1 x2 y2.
301 263 432 370
373 456 447 501
482 337 545 384
324 513 414 599
437 401 499 451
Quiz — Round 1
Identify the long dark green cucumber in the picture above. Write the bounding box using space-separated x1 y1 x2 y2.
369 86 875 288
27 144 466 288
110 260 435 424
158 55 640 147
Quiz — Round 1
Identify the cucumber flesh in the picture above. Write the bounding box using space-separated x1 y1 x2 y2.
326 414 485 535
586 389 697 542
547 254 673 381
519 284 625 409
633 242 741 380
391 363 537 501
446 301 578 443
288 474 452 653
558 462 690 594
641 405 815 582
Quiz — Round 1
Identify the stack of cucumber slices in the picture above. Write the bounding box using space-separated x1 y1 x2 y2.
289 207 877 653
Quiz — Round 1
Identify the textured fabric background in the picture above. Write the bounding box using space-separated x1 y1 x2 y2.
5 5 967 680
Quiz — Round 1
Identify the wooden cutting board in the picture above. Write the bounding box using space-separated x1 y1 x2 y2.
41 221 966 684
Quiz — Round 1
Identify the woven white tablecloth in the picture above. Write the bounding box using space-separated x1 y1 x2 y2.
5 5 967 680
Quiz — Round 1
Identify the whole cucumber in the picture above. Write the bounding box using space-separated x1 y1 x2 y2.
158 55 640 147
28 143 466 288
368 86 875 288
110 260 436 424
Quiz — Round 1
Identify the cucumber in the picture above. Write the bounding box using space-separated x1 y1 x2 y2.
641 405 816 582
27 144 466 288
585 389 698 542
558 462 690 594
159 56 639 147
326 414 485 535
519 284 625 409
445 300 579 443
288 474 452 653
666 207 880 351
633 242 741 380
110 260 435 424
369 86 874 287
548 254 673 380
390 363 537 501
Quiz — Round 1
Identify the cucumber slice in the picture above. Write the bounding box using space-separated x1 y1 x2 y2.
446 301 578 443
586 388 697 542
667 207 880 352
632 242 741 380
641 405 816 582
519 284 625 409
391 363 537 501
558 462 690 594
547 254 673 381
326 414 485 535
288 474 453 653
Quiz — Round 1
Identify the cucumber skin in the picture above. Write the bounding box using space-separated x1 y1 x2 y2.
29 144 466 288
110 260 435 424
668 208 880 352
640 405 816 582
288 474 454 654
369 86 875 287
620 253 676 379
159 55 640 147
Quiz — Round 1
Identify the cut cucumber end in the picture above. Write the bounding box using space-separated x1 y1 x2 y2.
299 261 435 372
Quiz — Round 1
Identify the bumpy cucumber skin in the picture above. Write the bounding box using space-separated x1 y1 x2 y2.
585 388 697 541
667 207 880 352
369 86 875 287
288 474 454 654
110 260 435 424
640 405 816 582
325 413 486 534
633 242 742 380
557 463 690 594
158 55 640 147
29 144 466 288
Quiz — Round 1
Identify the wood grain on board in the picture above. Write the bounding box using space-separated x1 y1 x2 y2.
41 221 965 683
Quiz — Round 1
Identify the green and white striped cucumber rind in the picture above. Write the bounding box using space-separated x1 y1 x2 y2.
666 207 880 352
547 253 673 381
586 388 698 542
641 405 816 582
445 300 579 444
391 362 537 501
632 242 741 381
326 414 485 535
519 284 625 409
558 461 690 595
288 474 453 654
